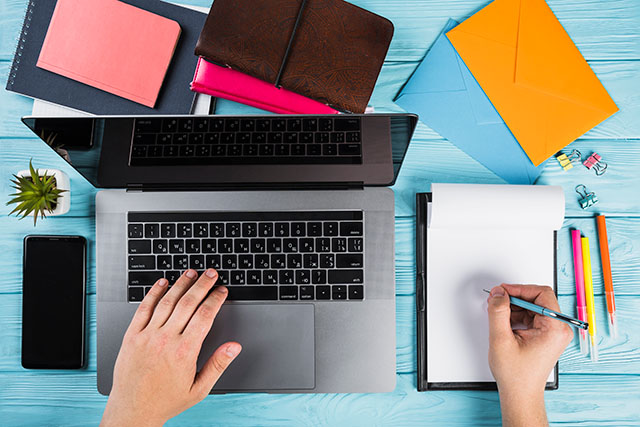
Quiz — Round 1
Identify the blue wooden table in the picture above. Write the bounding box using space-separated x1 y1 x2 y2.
1 0 640 425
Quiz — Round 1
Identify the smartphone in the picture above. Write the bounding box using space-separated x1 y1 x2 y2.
22 235 87 369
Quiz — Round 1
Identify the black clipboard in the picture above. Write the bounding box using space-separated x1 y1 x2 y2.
416 192 559 391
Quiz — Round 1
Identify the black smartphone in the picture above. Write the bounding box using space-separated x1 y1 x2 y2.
22 235 87 369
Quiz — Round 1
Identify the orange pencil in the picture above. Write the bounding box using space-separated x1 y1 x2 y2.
596 215 617 338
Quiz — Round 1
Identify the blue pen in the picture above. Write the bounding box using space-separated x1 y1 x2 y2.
483 289 588 330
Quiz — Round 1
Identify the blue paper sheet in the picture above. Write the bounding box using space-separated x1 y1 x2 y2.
395 19 542 184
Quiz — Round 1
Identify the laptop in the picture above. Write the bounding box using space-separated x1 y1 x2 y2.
22 113 418 394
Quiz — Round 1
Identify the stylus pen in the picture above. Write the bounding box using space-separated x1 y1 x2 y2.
483 289 588 330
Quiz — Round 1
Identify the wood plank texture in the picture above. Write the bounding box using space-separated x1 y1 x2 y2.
1 0 639 424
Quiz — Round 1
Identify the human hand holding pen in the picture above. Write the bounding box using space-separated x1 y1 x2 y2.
487 284 573 427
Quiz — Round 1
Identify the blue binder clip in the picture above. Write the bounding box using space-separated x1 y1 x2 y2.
576 184 598 209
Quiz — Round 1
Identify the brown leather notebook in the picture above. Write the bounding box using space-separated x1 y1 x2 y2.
195 0 394 113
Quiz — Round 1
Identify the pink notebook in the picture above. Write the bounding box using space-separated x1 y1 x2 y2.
37 0 181 108
190 57 339 114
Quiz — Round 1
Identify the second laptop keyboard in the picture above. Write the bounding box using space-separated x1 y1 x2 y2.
127 211 365 302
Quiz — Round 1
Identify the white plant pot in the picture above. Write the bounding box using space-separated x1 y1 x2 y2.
15 168 70 216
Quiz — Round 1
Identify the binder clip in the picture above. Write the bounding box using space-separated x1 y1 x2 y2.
576 184 598 209
555 149 581 171
583 152 607 176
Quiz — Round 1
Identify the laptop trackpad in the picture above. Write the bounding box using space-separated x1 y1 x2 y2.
197 303 315 392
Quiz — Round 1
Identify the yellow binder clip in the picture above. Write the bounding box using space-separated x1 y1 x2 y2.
555 149 581 171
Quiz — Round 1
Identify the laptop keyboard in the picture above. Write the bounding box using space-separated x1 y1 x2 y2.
127 211 365 302
129 116 362 166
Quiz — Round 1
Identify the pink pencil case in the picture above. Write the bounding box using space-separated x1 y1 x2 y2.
190 57 339 114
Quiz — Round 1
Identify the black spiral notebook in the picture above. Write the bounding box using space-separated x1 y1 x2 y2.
6 0 206 115
415 184 563 391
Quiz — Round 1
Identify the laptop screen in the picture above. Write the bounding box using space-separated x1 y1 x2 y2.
22 114 417 188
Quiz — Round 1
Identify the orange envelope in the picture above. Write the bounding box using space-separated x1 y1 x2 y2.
447 0 618 166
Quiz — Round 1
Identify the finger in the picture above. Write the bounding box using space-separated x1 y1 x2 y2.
501 284 560 311
191 342 242 398
510 309 534 328
164 269 219 332
182 286 228 342
487 285 515 348
126 278 169 333
147 269 198 329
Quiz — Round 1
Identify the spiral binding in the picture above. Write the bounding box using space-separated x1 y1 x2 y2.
7 0 36 89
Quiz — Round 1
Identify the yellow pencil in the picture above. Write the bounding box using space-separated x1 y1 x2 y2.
581 236 598 362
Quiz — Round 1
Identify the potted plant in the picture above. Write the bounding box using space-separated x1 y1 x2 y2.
7 160 70 225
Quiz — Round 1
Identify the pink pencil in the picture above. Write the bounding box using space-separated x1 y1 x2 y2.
572 229 589 355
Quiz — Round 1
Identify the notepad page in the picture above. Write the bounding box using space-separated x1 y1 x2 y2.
426 184 564 384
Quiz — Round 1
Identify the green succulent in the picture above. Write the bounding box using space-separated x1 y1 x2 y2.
7 160 66 226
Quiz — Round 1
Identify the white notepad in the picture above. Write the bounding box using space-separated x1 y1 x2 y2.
425 184 564 386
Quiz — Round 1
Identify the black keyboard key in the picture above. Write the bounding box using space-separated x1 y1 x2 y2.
279 285 297 300
252 132 266 143
163 145 178 157
332 285 347 300
239 254 253 269
251 239 266 253
296 269 311 285
178 118 193 132
177 223 192 237
279 270 294 285
237 132 251 144
234 239 250 253
221 133 235 144
267 238 282 253
131 145 147 158
247 270 262 284
129 255 155 270
174 133 189 144
272 119 286 132
194 118 209 132
169 239 184 253
133 133 155 146
316 285 330 299
230 270 245 285
194 223 208 237
283 238 298 253
218 239 233 253
205 133 220 144
226 223 241 237
349 285 364 300
162 118 178 132
334 118 360 131
129 240 151 254
135 118 161 133
174 255 188 270
348 237 363 252
228 145 242 156
337 254 363 268
291 222 306 237
316 238 331 252
319 118 333 131
145 224 159 238
128 224 143 238
268 133 283 144
259 144 274 156
259 223 274 237
157 133 173 144
129 287 144 302
315 132 330 143
179 145 195 157
158 255 172 270
129 271 163 286
190 255 205 270
300 132 314 143
307 144 321 155
300 238 314 253
153 239 169 254
346 132 361 143
303 118 317 131
210 118 224 132
275 223 289 237
226 286 277 301
263 270 278 284
218 271 229 285
225 119 240 132
210 223 225 237
242 223 257 237
320 254 334 268
338 144 360 156
303 254 319 268
196 145 211 157
287 118 302 131
241 119 255 131
287 254 302 269
206 255 221 270
275 144 289 156
324 222 339 236
332 237 347 252
340 222 363 236
202 239 216 253
307 222 322 236
186 239 200 253
165 270 181 283
148 146 163 157
271 254 286 269
222 254 238 269
284 132 298 143
300 285 314 300
323 144 338 156
328 269 363 284
189 133 204 145
291 144 305 155
312 270 327 284
256 254 270 269
243 144 259 156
